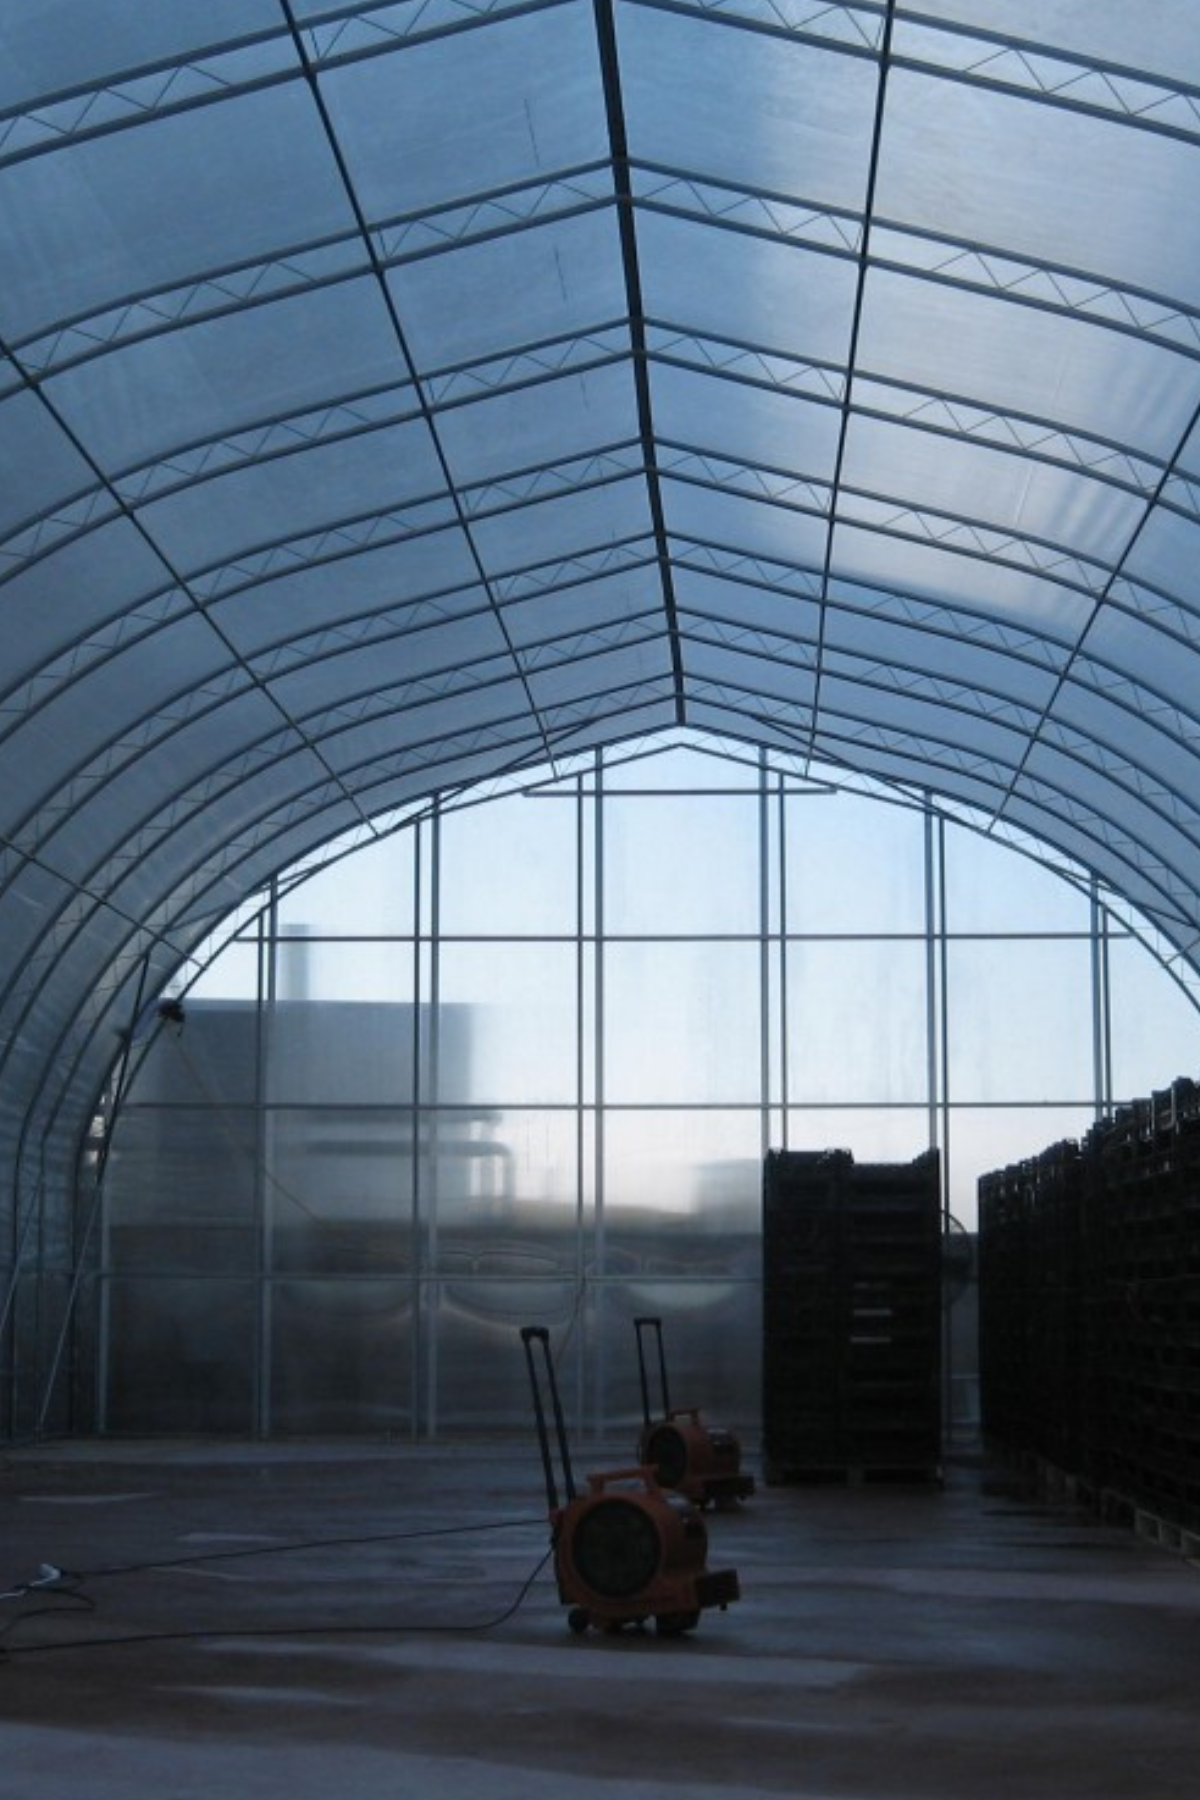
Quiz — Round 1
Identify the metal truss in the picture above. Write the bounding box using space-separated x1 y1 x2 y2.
893 11 1200 147
634 0 1200 148
0 0 568 171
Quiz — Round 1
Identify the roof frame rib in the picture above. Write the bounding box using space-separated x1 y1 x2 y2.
591 0 685 720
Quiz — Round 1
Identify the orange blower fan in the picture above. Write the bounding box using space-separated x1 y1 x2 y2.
519 1325 740 1638
633 1315 755 1509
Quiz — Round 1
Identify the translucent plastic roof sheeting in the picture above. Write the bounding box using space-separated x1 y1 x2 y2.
5 0 1200 1161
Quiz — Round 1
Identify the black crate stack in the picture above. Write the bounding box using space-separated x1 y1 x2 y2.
979 1078 1200 1536
762 1147 943 1483
976 1157 1033 1455
979 1141 1086 1479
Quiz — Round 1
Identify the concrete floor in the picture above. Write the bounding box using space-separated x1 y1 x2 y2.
2 1435 1198 1799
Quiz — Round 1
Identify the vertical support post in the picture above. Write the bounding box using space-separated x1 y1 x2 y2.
408 816 425 1443
425 798 443 1440
591 748 606 1441
574 768 588 1436
256 892 274 1438
924 800 953 1443
1090 879 1112 1121
757 749 772 1162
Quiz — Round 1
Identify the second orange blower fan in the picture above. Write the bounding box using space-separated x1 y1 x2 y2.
633 1315 755 1509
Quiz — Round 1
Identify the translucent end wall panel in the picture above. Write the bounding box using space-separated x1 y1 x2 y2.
427 1108 581 1273
266 1108 415 1277
1107 937 1200 1101
4 1274 78 1439
431 1280 581 1437
440 796 578 936
437 943 579 1105
946 939 1095 1103
785 793 928 934
785 941 929 1104
276 830 417 938
103 1279 256 1435
269 1279 414 1436
782 1108 932 1168
602 1108 762 1259
105 1108 259 1275
605 790 762 935
90 748 1200 1441
604 941 762 1106
594 1282 761 1447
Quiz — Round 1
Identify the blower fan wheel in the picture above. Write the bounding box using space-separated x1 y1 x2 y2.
563 1490 704 1636
639 1421 690 1491
569 1496 661 1597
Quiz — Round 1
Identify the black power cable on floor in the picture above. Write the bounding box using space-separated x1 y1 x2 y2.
0 1517 555 1661
1 1546 556 1660
0 1578 97 1652
65 1511 548 1581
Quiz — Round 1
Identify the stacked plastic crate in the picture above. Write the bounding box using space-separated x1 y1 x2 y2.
979 1079 1200 1537
1030 1140 1087 1478
762 1148 943 1483
977 1157 1033 1453
1087 1084 1200 1532
979 1134 1104 1503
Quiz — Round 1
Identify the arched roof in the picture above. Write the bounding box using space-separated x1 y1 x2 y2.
5 1 1200 1164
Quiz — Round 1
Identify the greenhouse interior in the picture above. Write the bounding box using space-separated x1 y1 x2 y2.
2 4 1200 1795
